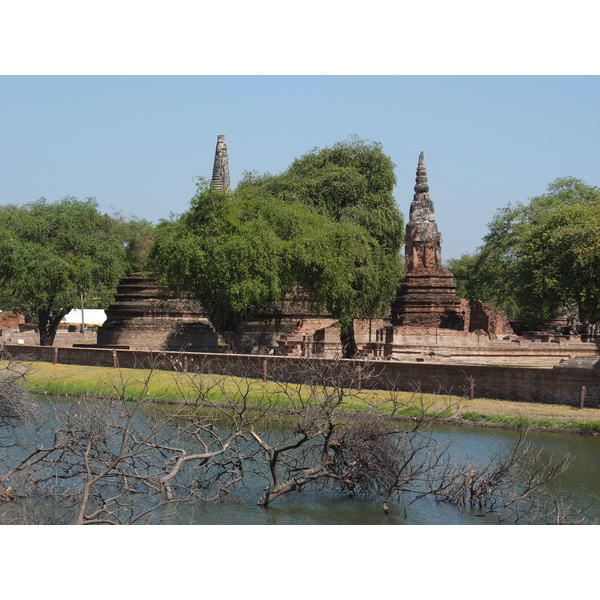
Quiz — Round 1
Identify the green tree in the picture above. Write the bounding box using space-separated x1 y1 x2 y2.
152 138 405 356
446 252 481 300
151 184 290 335
237 136 403 251
110 212 155 275
0 197 140 345
468 177 600 327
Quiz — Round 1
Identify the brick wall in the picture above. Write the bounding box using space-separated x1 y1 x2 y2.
3 344 599 407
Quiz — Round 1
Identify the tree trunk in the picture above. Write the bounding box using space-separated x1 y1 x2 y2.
221 312 249 354
38 309 65 346
340 321 358 359
578 297 600 328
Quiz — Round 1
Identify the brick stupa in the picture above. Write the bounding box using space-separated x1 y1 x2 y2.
390 152 465 329
98 134 339 355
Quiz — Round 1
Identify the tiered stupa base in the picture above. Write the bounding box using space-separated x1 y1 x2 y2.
390 269 466 330
97 275 220 352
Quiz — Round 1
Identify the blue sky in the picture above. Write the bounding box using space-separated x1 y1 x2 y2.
1 75 598 260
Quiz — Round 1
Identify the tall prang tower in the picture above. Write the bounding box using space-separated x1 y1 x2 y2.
210 134 230 192
390 152 465 329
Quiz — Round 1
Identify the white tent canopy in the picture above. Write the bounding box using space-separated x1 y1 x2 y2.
61 309 106 326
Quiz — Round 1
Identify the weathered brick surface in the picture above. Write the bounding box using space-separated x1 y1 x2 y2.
210 134 230 192
468 300 512 335
97 275 219 351
0 312 25 329
391 271 465 329
390 153 511 340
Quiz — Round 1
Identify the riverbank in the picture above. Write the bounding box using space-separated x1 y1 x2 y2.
7 360 600 436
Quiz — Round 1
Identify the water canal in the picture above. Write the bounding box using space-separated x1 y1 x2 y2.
2 399 598 525
161 424 600 525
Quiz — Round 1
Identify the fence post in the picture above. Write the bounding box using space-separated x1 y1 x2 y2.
579 386 586 409
470 377 475 400
263 358 268 383
183 356 188 373
112 350 118 369
53 346 59 365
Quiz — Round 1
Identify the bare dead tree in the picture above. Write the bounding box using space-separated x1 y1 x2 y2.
243 357 456 509
0 356 37 433
0 357 41 504
0 393 252 524
226 357 588 524
429 434 592 524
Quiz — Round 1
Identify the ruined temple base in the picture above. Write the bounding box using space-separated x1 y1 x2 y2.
378 327 599 366
226 317 339 356
96 275 222 352
390 271 465 329
98 320 220 352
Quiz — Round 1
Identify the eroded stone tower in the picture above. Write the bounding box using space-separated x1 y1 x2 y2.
211 134 230 192
390 152 464 329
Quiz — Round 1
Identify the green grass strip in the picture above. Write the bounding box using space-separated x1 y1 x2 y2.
8 360 462 417
458 411 600 433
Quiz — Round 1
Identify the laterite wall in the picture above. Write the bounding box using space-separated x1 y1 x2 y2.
2 344 599 407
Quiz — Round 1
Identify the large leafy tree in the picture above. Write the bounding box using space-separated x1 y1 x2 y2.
460 177 600 328
110 211 156 275
237 136 403 251
445 252 482 301
151 186 290 334
152 138 405 356
0 197 150 345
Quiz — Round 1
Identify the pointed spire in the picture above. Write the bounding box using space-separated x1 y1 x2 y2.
414 151 429 194
211 134 230 192
409 151 434 223
406 151 442 270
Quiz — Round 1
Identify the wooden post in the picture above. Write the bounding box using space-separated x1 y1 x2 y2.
579 386 586 409
470 377 475 400
183 356 188 373
112 350 118 369
53 346 58 365
263 358 267 383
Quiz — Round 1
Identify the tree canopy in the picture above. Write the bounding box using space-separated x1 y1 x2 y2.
151 138 405 355
452 177 600 328
0 197 153 345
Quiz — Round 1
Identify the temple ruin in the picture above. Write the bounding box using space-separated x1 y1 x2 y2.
96 136 233 353
82 140 598 364
94 142 526 359
97 135 338 355
390 152 465 330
